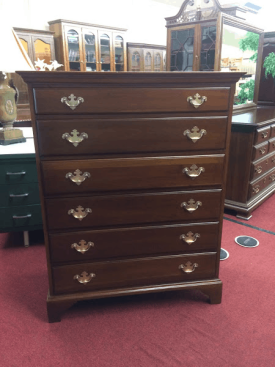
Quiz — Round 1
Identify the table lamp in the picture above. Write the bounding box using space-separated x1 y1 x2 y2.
0 25 34 145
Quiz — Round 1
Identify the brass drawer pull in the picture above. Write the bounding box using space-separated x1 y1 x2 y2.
252 185 260 194
255 166 262 174
270 174 275 182
68 206 92 221
62 129 88 147
6 171 26 175
261 132 268 139
272 157 275 163
13 214 32 219
187 93 207 109
73 271 96 284
61 94 84 110
179 261 198 273
65 169 91 185
183 126 206 143
183 164 205 178
273 143 275 148
9 193 29 198
71 240 94 254
180 231 200 244
181 199 202 213
259 148 266 155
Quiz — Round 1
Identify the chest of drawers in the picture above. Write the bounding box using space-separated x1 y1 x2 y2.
225 107 275 220
0 128 42 247
18 71 242 322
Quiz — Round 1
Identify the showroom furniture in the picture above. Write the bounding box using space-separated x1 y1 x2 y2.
48 19 127 72
19 70 242 322
12 28 56 122
127 43 166 71
0 128 42 246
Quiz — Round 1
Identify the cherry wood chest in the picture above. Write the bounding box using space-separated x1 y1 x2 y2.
18 71 242 322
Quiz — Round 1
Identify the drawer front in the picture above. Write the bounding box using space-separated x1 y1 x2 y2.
42 155 225 196
49 222 220 263
254 126 271 145
252 141 268 161
0 183 40 207
248 168 275 199
45 190 222 230
268 138 275 153
0 204 42 230
271 123 275 138
0 161 38 184
36 117 228 157
250 152 275 180
52 253 217 294
34 87 230 114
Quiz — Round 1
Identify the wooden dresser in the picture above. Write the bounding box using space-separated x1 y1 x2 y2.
225 107 275 219
18 71 242 322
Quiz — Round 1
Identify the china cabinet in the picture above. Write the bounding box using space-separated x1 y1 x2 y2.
48 20 127 72
127 43 166 71
12 28 55 122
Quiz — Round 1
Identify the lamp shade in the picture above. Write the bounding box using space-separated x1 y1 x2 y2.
0 25 34 72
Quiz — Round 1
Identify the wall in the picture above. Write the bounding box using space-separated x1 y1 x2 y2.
1 0 179 46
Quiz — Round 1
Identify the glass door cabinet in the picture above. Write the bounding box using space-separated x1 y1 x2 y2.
166 0 264 110
13 28 56 120
127 43 166 72
49 20 127 72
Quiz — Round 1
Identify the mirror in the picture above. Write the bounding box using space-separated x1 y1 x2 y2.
221 24 260 106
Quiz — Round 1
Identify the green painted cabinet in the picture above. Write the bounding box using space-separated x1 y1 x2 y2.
0 128 42 246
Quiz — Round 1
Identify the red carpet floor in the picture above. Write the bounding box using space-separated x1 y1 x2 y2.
224 192 275 233
0 221 275 367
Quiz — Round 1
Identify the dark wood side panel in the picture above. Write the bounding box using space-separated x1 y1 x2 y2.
33 87 230 114
36 117 228 157
45 190 222 230
225 130 254 203
53 253 217 294
41 155 225 195
49 222 220 263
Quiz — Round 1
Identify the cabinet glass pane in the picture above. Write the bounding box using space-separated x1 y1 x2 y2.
34 39 51 64
145 52 152 71
100 34 111 72
19 38 28 54
200 26 216 71
84 32 96 72
132 51 141 71
170 29 194 71
154 52 161 71
115 36 124 71
67 29 81 71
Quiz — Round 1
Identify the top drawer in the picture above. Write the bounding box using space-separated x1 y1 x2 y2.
0 160 38 184
33 87 230 114
254 126 271 145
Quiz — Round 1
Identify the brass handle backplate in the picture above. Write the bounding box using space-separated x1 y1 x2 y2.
270 174 275 182
66 169 91 185
73 271 96 284
71 240 94 254
181 199 202 213
61 94 84 110
183 164 205 178
180 231 200 244
261 132 268 139
68 206 92 221
252 185 260 194
179 261 198 273
183 126 207 143
255 166 262 174
259 148 266 155
187 93 207 109
62 129 88 147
